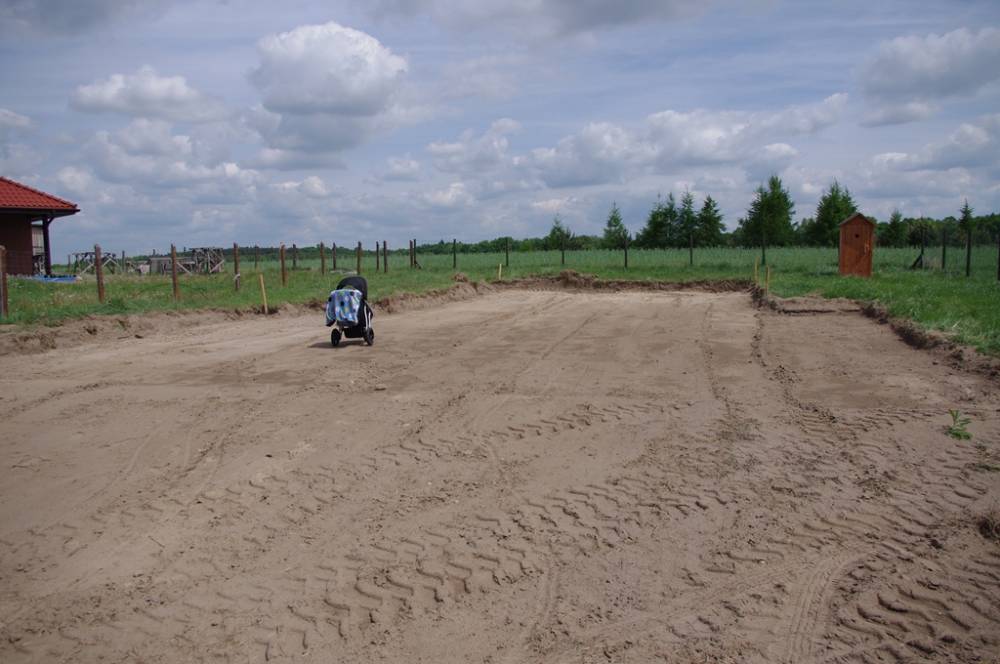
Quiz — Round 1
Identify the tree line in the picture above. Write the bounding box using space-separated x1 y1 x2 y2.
416 175 997 254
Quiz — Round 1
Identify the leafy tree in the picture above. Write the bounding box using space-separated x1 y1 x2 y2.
737 175 796 250
696 195 725 246
602 202 629 249
804 180 857 246
545 216 573 250
678 190 697 248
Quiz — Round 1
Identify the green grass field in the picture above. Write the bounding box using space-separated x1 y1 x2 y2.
4 246 999 354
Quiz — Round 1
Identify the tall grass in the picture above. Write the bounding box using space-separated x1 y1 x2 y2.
4 246 999 354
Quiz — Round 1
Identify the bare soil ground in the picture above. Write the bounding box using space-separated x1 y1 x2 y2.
1 289 998 663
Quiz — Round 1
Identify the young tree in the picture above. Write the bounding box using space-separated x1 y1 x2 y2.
679 190 697 248
635 195 668 249
805 180 857 246
696 195 725 246
662 193 680 247
602 202 629 249
880 209 907 248
960 199 974 277
737 175 796 254
546 215 572 250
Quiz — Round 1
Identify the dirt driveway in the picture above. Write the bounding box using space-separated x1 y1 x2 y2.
1 289 998 663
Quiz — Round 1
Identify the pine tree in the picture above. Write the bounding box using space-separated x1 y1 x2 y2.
635 196 668 249
807 180 858 246
679 190 697 248
602 202 629 249
737 175 796 250
883 210 906 247
696 195 725 246
546 216 572 250
662 192 680 247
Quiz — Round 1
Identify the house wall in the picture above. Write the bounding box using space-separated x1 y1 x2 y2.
0 214 34 275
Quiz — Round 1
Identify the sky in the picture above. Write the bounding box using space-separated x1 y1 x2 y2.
1 0 999 257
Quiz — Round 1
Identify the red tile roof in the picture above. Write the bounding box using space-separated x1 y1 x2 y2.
0 176 78 211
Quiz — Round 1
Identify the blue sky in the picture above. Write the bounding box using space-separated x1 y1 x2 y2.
1 0 999 257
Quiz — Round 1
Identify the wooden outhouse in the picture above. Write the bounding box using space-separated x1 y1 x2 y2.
839 212 874 278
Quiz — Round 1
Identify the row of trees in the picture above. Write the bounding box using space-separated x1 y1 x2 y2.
415 177 997 254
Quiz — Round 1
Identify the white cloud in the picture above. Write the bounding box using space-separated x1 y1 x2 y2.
56 166 94 194
428 118 521 172
421 182 474 209
860 27 1000 125
72 66 229 123
247 21 410 168
0 108 32 131
383 155 421 181
870 114 1000 173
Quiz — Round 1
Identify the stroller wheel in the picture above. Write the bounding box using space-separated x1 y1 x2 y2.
331 329 342 347
364 328 375 346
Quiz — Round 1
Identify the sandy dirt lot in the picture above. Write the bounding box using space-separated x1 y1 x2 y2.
1 289 999 663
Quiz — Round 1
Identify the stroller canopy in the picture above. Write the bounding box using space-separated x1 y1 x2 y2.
336 275 368 300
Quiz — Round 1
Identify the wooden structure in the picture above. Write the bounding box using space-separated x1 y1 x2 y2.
839 212 875 278
189 247 225 274
0 176 79 276
72 250 120 275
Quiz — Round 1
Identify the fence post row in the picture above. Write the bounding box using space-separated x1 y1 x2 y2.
233 243 240 291
356 241 362 275
279 244 287 286
170 243 179 301
95 244 106 303
0 245 8 319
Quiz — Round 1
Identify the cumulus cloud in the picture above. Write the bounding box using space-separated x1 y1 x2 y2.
72 66 229 123
428 118 521 172
860 27 1000 125
247 21 410 168
371 0 707 38
870 114 1000 173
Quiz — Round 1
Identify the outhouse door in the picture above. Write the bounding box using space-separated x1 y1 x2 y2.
839 216 874 277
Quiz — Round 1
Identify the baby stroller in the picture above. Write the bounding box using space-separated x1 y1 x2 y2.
325 276 375 347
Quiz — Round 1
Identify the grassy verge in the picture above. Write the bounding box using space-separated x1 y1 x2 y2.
4 246 999 354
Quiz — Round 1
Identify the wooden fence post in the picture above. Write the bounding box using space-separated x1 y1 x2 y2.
356 242 362 274
505 238 510 268
233 243 241 291
409 240 413 268
121 250 126 274
383 241 387 273
0 246 8 319
942 227 947 272
624 234 629 270
376 242 380 271
292 243 298 270
332 243 338 271
279 244 287 286
95 244 106 303
170 244 179 302
453 238 457 270
258 273 269 314
320 242 326 275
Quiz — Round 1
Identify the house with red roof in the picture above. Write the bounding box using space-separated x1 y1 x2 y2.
0 176 79 276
